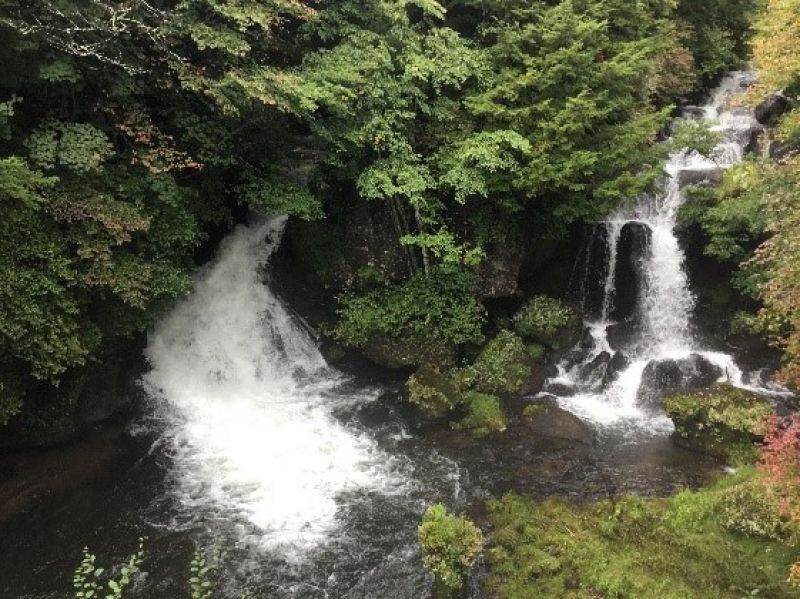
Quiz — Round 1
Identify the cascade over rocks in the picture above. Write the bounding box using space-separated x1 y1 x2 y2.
536 72 787 430
677 167 724 189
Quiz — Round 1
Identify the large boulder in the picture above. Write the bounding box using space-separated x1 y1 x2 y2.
754 92 791 126
637 354 723 410
663 383 773 463
0 343 143 449
523 402 593 443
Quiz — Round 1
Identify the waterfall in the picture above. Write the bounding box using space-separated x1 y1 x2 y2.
540 72 789 432
140 217 401 561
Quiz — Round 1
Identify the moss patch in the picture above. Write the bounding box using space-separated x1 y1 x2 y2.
486 470 798 598
364 334 455 369
406 365 462 417
463 330 531 395
452 391 507 438
663 383 773 464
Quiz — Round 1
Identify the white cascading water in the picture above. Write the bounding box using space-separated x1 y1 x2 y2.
141 216 401 560
542 72 789 432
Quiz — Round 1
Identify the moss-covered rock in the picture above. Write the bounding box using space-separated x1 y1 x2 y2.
663 383 774 464
463 330 530 396
407 365 463 417
513 295 579 349
452 391 507 438
364 334 455 370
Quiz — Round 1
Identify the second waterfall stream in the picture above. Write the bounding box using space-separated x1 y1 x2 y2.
540 71 787 432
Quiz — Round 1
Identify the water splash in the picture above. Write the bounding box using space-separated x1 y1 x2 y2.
141 217 402 560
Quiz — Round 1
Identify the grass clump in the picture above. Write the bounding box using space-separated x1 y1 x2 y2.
662 383 773 464
486 469 798 598
418 503 484 593
463 330 530 395
452 391 507 438
513 296 577 348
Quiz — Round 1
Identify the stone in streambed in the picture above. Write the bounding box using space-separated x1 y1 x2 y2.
523 403 593 443
636 354 723 410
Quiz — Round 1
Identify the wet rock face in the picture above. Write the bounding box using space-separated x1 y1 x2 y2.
637 354 723 410
604 350 631 384
578 351 611 384
0 344 144 450
580 225 613 321
611 222 651 322
606 320 643 352
754 92 791 126
471 239 525 299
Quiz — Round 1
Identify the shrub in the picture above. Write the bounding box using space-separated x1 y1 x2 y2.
663 383 774 464
452 392 507 438
718 479 786 540
759 413 800 523
513 296 577 348
406 366 462 417
463 330 530 395
332 266 486 350
790 561 800 587
418 503 483 591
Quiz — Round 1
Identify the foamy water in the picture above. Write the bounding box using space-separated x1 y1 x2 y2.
141 217 402 560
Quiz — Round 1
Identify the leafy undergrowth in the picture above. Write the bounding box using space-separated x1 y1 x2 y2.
486 469 799 598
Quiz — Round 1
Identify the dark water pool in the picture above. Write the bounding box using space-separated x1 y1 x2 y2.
0 386 720 599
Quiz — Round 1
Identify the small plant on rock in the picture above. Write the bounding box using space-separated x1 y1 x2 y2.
418 503 484 593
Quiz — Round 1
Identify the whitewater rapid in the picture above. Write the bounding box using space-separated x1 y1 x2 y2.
140 217 401 560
